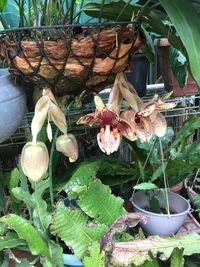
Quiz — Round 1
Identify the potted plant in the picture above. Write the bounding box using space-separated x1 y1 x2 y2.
81 0 200 95
128 115 200 236
154 38 198 97
0 1 146 97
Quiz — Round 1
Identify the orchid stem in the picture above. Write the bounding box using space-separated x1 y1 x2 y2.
48 100 75 210
49 127 60 210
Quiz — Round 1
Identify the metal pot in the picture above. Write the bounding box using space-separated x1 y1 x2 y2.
130 190 190 236
0 69 26 143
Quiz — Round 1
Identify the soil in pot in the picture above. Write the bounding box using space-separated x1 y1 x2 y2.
130 190 190 236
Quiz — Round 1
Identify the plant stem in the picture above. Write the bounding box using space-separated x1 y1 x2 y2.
48 126 60 210
48 100 75 210
159 138 170 217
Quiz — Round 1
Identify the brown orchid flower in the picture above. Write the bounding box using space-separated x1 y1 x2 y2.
118 73 177 142
77 75 134 155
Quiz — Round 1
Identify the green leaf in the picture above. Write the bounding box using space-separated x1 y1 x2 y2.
151 162 167 182
142 27 155 64
9 168 20 192
81 1 182 50
0 214 50 259
111 232 200 266
170 248 184 267
51 202 107 259
11 187 35 208
134 182 158 190
0 231 26 251
159 0 200 91
31 179 51 239
170 47 187 88
171 117 200 149
47 241 64 267
78 179 126 225
83 241 105 267
64 161 99 194
0 0 7 12
8 168 21 213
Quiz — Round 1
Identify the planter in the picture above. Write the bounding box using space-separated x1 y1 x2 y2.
184 174 198 207
0 69 26 143
63 253 83 267
125 53 148 97
0 23 145 96
169 180 184 194
130 190 190 236
154 38 198 97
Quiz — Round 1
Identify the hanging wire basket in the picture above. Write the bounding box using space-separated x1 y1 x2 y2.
0 22 145 96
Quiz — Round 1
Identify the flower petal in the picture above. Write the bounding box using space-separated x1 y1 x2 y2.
49 102 67 134
56 134 78 162
117 73 141 111
94 95 105 112
97 126 121 155
31 95 50 143
77 113 98 126
152 112 167 137
107 75 123 114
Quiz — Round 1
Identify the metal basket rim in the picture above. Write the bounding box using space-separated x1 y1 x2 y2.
0 21 138 35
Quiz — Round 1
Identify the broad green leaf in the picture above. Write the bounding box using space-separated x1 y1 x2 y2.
170 47 187 88
159 0 200 91
64 161 100 194
83 241 105 267
170 117 200 148
0 214 50 259
51 202 107 258
170 248 184 267
134 182 158 190
0 231 26 251
111 232 200 266
0 0 7 12
78 179 126 225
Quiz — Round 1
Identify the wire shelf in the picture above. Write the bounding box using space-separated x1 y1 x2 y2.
1 93 199 148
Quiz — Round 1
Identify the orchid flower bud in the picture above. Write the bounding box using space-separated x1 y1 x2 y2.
21 142 49 182
56 134 78 162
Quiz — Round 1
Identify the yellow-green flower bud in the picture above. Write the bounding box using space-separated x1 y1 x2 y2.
56 134 78 162
21 141 49 182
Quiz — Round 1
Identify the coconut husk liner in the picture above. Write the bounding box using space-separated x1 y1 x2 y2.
0 24 146 96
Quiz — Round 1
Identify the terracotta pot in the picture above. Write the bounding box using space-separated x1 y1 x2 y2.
170 180 184 194
154 38 198 97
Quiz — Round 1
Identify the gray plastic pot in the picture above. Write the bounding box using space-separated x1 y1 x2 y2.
130 190 190 236
0 69 26 143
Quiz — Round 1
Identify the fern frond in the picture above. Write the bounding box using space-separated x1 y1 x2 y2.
51 202 107 258
78 179 127 225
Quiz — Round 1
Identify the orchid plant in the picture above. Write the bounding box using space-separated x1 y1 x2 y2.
20 89 78 209
77 72 177 154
